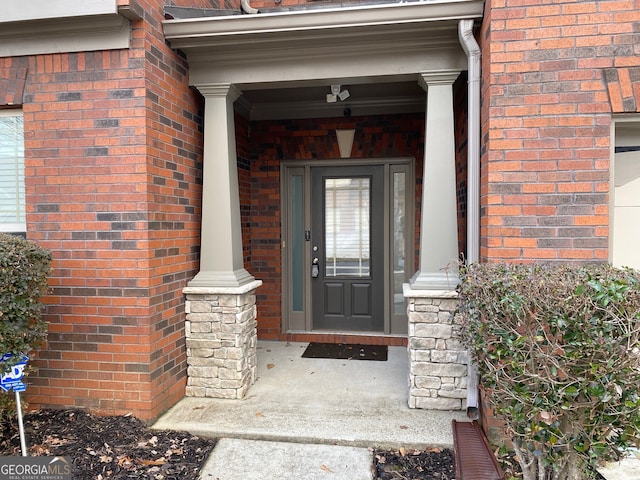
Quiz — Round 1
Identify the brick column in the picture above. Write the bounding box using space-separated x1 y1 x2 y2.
183 280 262 399
404 285 468 410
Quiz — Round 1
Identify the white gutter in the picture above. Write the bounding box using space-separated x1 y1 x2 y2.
458 18 481 415
163 0 485 45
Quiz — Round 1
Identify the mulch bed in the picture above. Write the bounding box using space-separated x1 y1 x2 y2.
373 447 457 480
0 408 461 479
0 409 214 479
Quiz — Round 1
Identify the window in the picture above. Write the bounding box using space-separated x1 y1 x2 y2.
612 121 640 269
0 110 25 233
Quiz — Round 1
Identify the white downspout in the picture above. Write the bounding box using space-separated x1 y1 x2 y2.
241 0 259 14
459 18 481 416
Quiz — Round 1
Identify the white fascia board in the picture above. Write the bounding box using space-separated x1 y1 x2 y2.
0 0 141 56
2 0 117 23
0 16 130 57
163 0 485 48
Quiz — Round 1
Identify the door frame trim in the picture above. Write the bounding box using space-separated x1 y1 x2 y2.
280 157 415 336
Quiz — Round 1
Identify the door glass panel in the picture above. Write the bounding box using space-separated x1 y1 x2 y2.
393 172 406 315
291 174 304 311
324 177 370 277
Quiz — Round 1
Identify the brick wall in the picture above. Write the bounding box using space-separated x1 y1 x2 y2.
1 0 204 420
480 0 640 263
454 73 469 260
235 113 253 268
236 0 367 11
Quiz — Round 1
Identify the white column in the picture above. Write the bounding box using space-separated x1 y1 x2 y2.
411 71 460 290
188 83 254 288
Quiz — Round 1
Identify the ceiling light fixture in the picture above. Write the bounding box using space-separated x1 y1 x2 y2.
326 84 350 103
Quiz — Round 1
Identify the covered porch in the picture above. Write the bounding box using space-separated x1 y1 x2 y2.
162 0 483 411
153 340 467 448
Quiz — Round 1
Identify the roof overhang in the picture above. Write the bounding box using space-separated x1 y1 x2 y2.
164 0 484 85
163 0 484 119
0 0 142 57
164 0 484 43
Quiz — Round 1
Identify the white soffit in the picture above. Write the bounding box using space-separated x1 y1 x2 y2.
163 0 485 86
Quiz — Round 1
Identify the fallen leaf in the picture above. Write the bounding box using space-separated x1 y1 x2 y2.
138 458 167 466
267 364 275 369
399 447 407 457
321 464 334 473
255 412 263 417
399 425 409 430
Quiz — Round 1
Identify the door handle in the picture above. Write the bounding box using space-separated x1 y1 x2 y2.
311 257 319 278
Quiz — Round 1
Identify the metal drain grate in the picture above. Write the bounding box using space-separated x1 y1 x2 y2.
452 420 505 480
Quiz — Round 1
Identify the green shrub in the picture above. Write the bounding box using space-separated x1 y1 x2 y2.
0 233 52 416
458 263 640 480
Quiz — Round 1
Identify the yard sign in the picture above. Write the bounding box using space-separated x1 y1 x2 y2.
1 353 29 456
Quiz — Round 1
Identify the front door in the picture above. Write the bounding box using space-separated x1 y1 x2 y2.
310 165 384 331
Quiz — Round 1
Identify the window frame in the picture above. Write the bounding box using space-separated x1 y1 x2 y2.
611 116 640 269
0 109 26 233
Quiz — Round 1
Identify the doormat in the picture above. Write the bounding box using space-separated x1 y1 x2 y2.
301 342 388 361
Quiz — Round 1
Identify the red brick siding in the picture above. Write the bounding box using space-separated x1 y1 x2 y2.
0 57 28 105
235 113 253 266
2 0 204 420
454 73 469 260
169 0 219 7
235 0 372 11
479 0 640 263
603 67 640 113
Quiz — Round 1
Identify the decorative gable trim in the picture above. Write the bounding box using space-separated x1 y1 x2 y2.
603 67 640 114
0 58 28 106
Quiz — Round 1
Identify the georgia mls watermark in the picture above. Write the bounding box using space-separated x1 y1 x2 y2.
0 457 71 480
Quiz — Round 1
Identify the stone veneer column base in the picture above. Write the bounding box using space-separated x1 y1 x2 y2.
404 284 468 411
183 280 262 399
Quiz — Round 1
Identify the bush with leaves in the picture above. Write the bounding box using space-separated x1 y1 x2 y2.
458 263 640 480
0 233 52 417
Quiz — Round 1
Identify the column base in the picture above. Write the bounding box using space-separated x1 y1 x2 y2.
404 284 468 411
187 268 255 288
410 271 460 290
183 281 262 400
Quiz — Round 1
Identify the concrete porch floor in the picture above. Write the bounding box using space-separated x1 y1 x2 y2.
153 340 468 450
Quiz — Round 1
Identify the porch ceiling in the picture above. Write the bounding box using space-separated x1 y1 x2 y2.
237 81 427 120
163 0 484 120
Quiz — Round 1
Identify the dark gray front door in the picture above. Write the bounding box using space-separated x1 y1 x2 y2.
311 165 384 331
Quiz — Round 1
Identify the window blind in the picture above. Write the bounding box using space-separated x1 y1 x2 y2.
0 111 25 231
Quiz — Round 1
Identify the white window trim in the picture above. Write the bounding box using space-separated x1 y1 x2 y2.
0 109 26 233
611 114 640 268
